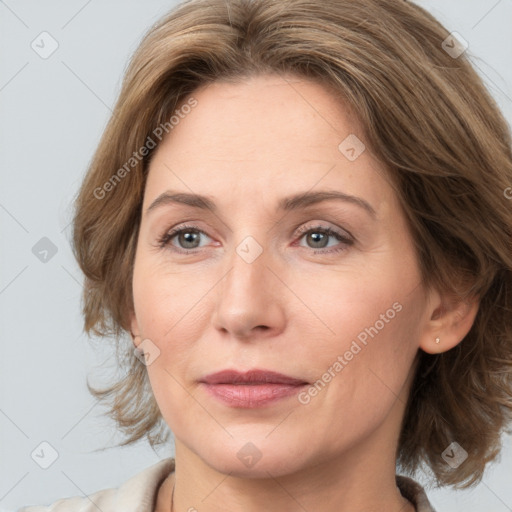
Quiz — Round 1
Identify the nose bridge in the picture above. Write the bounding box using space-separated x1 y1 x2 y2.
224 232 270 302
221 210 272 284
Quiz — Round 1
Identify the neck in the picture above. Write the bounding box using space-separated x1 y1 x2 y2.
156 443 415 512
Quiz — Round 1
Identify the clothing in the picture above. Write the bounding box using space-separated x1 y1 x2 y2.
18 457 436 511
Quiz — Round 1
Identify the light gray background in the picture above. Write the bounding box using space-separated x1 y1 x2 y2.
1 1 511 510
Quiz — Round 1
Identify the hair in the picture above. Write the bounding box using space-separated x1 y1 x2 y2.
72 0 512 489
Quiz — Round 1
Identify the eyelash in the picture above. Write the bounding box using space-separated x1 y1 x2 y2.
157 223 354 255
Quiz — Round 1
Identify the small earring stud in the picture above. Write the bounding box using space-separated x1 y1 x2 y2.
435 337 440 344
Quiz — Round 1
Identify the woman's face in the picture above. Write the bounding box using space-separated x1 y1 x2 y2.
130 74 435 477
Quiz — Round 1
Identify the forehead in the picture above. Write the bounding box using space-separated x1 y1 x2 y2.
164 74 360 156
143 74 394 215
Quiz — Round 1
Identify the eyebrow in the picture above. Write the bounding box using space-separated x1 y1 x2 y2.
145 190 376 218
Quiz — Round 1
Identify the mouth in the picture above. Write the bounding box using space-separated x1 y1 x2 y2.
199 369 309 408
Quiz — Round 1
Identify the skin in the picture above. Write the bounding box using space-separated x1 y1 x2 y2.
129 73 479 512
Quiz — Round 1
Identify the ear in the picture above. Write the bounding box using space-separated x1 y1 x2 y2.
419 285 480 355
129 311 141 349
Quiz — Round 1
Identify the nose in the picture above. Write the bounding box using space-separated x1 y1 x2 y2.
211 240 286 340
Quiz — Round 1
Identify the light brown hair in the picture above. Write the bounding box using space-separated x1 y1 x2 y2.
72 0 512 488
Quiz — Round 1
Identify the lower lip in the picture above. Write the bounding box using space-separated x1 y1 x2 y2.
200 383 308 408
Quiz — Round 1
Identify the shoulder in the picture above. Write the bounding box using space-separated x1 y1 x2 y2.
396 474 437 512
17 458 175 512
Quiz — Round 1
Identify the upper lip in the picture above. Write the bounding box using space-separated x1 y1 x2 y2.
200 369 309 385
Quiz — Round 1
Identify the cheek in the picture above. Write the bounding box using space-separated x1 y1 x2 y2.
131 258 213 401
131 262 206 423
291 252 424 406
132 253 207 339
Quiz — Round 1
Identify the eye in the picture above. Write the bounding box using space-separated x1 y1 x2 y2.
295 225 353 254
157 222 354 255
157 223 211 252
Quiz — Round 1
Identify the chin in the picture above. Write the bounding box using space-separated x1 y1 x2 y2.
194 435 316 479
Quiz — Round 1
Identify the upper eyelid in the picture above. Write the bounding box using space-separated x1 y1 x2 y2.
165 222 350 237
293 223 353 239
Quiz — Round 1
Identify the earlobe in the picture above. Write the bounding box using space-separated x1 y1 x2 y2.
129 312 141 349
419 289 480 355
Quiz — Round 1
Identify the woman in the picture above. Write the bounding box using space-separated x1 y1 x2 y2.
19 0 512 510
